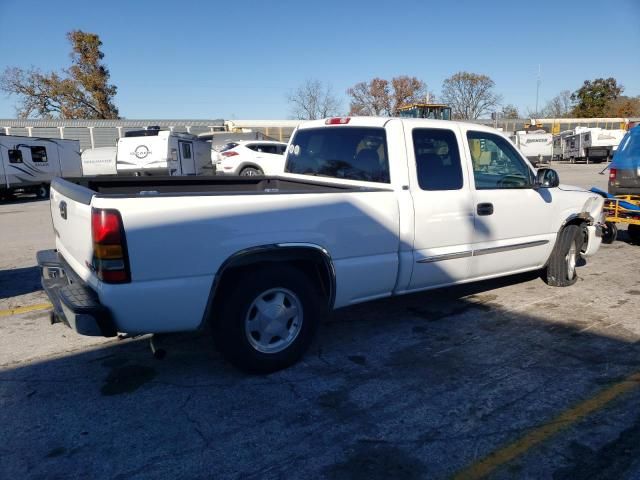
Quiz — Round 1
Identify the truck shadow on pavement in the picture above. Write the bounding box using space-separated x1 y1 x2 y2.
0 265 42 299
2 272 640 479
0 194 48 205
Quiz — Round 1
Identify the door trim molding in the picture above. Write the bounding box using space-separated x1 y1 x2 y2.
417 251 473 263
417 240 549 264
473 240 549 257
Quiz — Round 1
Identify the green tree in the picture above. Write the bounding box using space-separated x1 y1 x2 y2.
441 72 501 119
0 30 119 119
571 78 623 118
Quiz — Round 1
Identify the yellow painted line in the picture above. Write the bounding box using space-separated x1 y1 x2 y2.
0 302 53 317
453 371 640 480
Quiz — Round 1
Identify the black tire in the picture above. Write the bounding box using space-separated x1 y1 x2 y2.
601 222 618 244
239 167 262 176
628 224 640 245
545 225 581 287
36 185 50 199
212 265 324 373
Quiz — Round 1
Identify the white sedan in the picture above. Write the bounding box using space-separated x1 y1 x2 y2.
215 140 288 176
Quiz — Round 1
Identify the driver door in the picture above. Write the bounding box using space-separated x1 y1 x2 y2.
463 128 556 279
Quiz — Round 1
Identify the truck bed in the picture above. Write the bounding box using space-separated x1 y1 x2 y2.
56 175 383 201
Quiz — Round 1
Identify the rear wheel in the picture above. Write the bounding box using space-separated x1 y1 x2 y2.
628 224 640 244
545 225 581 287
35 185 49 199
240 167 262 176
601 222 618 244
212 265 323 373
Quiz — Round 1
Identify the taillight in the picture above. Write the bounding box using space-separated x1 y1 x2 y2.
92 208 130 283
325 117 351 125
609 168 617 181
222 151 239 157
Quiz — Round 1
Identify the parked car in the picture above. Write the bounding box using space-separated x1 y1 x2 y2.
38 117 605 373
216 140 288 176
608 126 640 196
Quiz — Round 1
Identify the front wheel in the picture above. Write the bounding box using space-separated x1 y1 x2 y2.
240 167 262 176
601 222 618 244
212 265 323 373
545 225 582 287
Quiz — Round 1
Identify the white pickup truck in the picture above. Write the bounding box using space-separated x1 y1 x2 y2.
38 117 605 373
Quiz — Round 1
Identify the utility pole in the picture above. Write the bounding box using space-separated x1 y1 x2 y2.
535 64 541 117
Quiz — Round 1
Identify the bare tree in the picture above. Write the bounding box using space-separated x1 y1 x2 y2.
540 90 573 118
347 76 428 116
441 71 501 120
287 79 341 120
501 104 520 119
0 30 118 119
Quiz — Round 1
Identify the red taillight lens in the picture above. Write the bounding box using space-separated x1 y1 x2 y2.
222 151 239 157
609 168 617 181
92 210 122 244
325 117 351 125
92 208 130 284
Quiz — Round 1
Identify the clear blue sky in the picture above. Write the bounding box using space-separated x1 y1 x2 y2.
0 0 638 119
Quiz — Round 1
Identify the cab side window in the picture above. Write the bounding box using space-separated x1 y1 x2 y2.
412 128 463 191
467 131 533 189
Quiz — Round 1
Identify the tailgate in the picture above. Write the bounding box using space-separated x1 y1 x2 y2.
49 178 95 281
618 168 640 188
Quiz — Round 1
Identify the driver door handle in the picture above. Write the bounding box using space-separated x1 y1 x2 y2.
477 203 494 216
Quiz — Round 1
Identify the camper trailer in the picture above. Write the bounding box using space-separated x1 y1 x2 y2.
552 130 574 161
0 135 81 199
116 128 213 176
81 147 117 176
511 130 553 166
564 127 627 163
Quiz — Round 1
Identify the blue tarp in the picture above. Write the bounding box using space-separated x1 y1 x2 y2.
590 187 640 211
610 125 640 170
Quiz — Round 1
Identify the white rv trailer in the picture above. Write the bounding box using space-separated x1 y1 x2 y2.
511 130 553 166
116 128 213 176
552 130 574 161
0 135 81 199
564 127 627 163
81 147 117 176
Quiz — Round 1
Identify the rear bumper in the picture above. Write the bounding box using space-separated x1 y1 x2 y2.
37 249 117 337
609 184 640 196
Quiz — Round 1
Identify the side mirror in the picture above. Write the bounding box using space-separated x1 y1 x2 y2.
535 168 559 188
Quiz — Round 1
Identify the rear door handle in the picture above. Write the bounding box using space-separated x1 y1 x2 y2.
477 203 494 216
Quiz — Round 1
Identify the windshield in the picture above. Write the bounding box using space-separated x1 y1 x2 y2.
285 127 390 183
611 128 640 170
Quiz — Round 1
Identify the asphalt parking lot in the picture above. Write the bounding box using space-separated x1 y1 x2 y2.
1 163 639 479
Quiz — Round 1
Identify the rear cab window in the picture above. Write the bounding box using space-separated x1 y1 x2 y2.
285 127 390 183
412 128 463 190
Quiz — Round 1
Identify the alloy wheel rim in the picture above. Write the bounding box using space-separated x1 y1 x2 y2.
566 242 577 279
245 288 303 354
